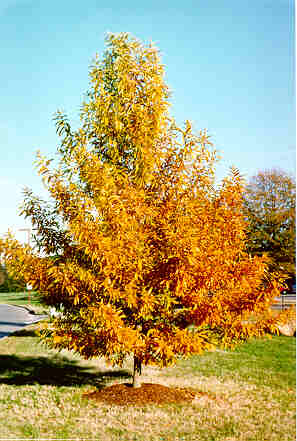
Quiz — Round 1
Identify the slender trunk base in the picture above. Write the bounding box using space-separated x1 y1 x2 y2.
132 355 142 388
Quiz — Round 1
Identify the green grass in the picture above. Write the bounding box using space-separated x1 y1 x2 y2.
0 327 295 441
170 336 296 390
0 291 48 313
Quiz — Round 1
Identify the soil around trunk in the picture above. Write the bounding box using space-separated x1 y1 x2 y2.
83 382 212 406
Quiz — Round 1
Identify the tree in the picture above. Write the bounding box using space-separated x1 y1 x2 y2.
0 263 26 293
0 265 5 287
243 169 296 277
1 33 282 388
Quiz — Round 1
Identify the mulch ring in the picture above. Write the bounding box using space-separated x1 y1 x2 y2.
83 382 214 406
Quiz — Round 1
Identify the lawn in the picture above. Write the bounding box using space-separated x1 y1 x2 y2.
0 326 295 441
0 291 48 313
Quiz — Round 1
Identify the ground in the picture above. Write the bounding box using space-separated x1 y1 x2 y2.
83 382 211 406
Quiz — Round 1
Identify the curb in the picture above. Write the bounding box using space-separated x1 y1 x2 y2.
4 303 37 315
24 315 48 325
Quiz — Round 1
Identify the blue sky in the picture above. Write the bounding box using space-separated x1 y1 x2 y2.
0 0 295 242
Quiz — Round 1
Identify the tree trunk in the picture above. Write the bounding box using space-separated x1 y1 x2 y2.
132 355 142 388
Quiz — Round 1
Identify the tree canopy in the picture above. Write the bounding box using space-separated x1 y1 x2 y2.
0 264 26 292
1 33 283 387
243 168 296 277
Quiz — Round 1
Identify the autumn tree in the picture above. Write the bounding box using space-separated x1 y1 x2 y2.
243 169 296 277
1 33 283 388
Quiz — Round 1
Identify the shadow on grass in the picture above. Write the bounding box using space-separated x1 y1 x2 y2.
0 354 131 387
10 329 40 337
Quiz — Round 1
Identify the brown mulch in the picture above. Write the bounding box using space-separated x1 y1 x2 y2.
83 382 212 406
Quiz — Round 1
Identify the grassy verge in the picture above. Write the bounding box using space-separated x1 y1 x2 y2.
0 328 295 440
0 291 48 314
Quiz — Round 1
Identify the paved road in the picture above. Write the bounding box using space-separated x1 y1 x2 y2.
0 304 48 339
272 295 296 311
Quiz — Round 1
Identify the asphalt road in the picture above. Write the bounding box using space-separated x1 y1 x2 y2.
272 295 296 311
0 304 48 339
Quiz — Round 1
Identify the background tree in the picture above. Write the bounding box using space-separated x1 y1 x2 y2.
243 169 296 278
1 33 282 388
0 263 26 293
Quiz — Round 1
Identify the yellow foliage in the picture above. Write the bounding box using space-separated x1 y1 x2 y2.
0 33 284 372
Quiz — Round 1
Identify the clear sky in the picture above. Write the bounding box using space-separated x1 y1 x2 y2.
1 0 295 242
